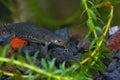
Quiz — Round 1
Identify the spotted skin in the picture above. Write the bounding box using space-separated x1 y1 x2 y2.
0 22 66 46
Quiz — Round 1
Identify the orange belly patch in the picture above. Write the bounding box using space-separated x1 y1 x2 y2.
10 37 28 51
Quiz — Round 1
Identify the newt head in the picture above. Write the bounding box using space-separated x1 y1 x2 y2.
38 34 67 46
42 34 67 46
50 35 67 46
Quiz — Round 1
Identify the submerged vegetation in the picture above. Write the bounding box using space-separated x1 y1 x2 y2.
0 0 120 80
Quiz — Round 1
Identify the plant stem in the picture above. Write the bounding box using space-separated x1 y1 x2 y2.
80 2 113 65
0 57 72 80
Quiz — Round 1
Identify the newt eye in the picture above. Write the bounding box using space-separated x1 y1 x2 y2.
55 40 61 43
54 40 58 43
54 39 66 46
54 40 62 43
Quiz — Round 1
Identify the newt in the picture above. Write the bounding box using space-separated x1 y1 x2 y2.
0 22 67 47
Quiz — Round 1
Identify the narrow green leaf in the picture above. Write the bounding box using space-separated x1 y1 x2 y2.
26 52 35 66
84 30 92 39
87 9 97 21
33 50 39 62
86 19 94 29
41 58 47 70
28 72 33 80
1 44 10 57
53 70 62 74
59 62 66 70
87 0 94 6
16 54 25 63
90 37 98 47
48 58 56 70
95 26 103 33
25 69 32 74
6 54 15 66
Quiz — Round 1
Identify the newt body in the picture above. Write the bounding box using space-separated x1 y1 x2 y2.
0 22 66 46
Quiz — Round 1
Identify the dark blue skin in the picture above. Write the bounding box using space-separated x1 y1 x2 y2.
0 32 11 46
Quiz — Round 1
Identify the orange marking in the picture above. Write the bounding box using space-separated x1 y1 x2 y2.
10 37 28 51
